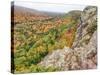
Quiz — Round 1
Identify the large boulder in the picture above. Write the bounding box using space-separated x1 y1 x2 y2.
39 30 97 70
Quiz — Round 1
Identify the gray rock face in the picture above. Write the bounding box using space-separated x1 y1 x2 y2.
72 6 97 48
39 6 97 70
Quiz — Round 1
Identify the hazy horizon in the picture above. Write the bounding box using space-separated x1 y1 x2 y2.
13 1 87 13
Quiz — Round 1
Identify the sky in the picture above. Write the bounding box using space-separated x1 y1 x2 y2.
14 1 87 13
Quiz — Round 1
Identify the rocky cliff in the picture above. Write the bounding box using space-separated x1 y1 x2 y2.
39 6 97 70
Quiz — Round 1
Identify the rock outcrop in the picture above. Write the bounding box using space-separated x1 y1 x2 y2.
39 6 97 70
72 6 97 48
39 31 97 70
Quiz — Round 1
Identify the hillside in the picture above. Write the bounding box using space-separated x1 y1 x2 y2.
11 5 97 73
